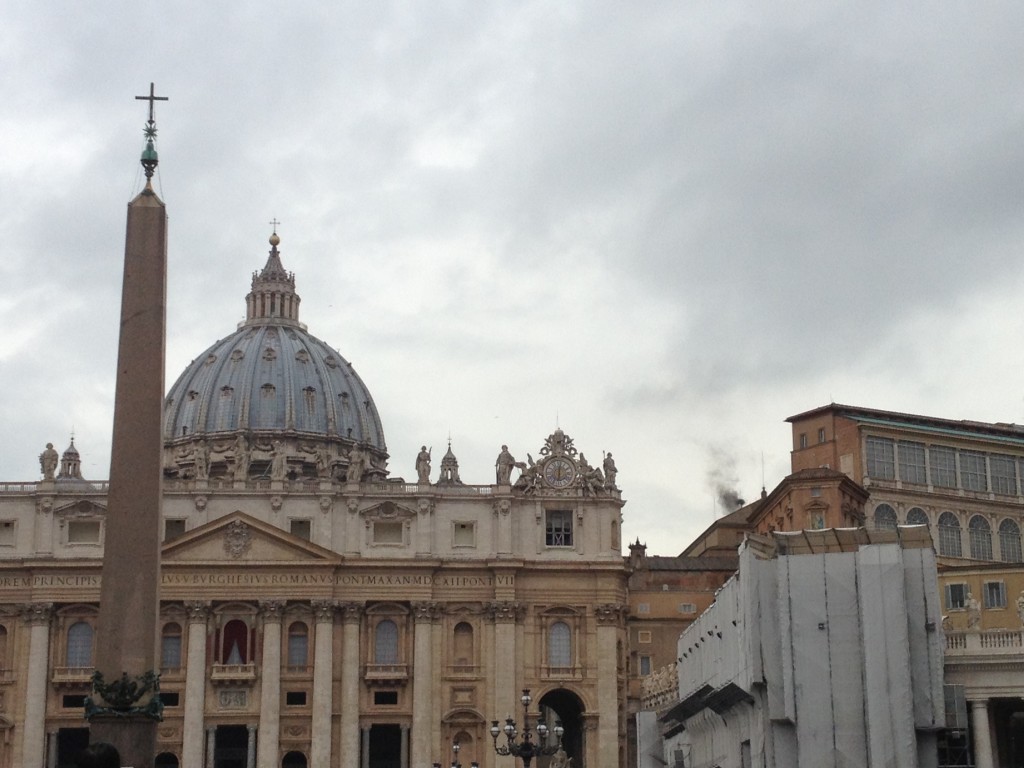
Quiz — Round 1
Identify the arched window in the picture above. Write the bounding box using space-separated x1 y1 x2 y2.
906 507 929 526
873 503 898 530
548 621 571 668
287 622 309 668
1000 519 1023 563
282 752 307 768
155 753 179 768
66 621 93 667
374 620 398 664
938 513 962 558
161 623 182 669
453 622 474 668
222 619 249 664
969 515 993 560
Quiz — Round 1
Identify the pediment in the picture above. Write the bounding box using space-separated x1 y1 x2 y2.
358 500 418 521
161 511 340 563
53 499 107 518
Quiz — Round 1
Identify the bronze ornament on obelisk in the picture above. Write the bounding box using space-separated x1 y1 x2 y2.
85 84 169 766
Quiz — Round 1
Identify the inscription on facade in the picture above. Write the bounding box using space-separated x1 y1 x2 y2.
0 571 514 590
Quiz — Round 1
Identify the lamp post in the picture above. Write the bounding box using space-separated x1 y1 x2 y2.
434 739 479 768
489 689 564 768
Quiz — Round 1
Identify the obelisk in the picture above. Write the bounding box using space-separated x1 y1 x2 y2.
88 84 168 766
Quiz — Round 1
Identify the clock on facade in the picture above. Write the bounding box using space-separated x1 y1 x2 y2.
543 457 576 488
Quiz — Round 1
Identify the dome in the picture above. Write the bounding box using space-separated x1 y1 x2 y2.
163 234 388 481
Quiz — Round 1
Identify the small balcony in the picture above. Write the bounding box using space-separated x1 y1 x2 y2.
52 666 93 688
210 663 257 686
363 663 408 686
540 665 583 681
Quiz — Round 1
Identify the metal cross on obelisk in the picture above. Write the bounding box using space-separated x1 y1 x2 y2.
86 84 169 768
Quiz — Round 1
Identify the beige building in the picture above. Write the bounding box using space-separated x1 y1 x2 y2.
0 237 628 768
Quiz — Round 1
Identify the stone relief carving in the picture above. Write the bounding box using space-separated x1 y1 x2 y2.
486 601 524 623
185 601 212 621
493 499 511 517
259 600 286 621
595 603 627 625
411 601 441 622
21 602 53 626
223 520 253 558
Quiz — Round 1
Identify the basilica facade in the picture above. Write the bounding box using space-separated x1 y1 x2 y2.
0 237 628 768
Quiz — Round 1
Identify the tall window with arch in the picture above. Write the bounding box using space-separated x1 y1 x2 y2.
374 619 399 665
969 515 993 560
1000 519 1023 563
288 622 309 668
873 503 898 530
453 622 474 669
161 623 183 670
222 619 249 664
938 513 962 558
906 507 929 526
66 621 94 668
548 621 572 669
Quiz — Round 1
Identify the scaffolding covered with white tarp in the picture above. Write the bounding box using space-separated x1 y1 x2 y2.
660 526 944 768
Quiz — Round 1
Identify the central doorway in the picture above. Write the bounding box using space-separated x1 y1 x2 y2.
368 723 402 768
214 724 249 768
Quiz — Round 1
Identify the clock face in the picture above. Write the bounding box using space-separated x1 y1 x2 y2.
543 457 576 488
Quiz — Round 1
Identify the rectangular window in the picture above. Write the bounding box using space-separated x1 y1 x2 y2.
638 630 652 644
678 603 697 614
898 441 927 485
374 690 398 706
818 428 826 443
62 694 87 709
67 520 101 544
545 510 573 547
164 519 186 542
960 451 987 492
453 522 475 547
990 455 1018 496
373 521 403 544
0 520 14 546
285 691 307 706
865 437 895 480
289 519 311 540
636 603 650 614
159 692 180 707
799 433 808 449
945 583 968 610
930 446 957 488
984 581 1007 609
639 655 652 675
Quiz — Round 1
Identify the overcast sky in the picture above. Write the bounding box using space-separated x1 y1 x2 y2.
3 1 1024 556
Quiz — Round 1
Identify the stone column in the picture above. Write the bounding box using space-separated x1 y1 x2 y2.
488 602 520 725
247 723 257 768
595 605 625 768
183 602 211 768
21 603 52 768
310 600 336 768
46 731 58 768
412 602 439 768
206 726 216 768
339 602 364 768
971 699 995 768
361 726 371 768
400 724 410 768
257 600 285 768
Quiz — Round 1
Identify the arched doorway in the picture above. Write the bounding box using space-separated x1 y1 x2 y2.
538 689 585 767
282 751 307 768
155 753 179 767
